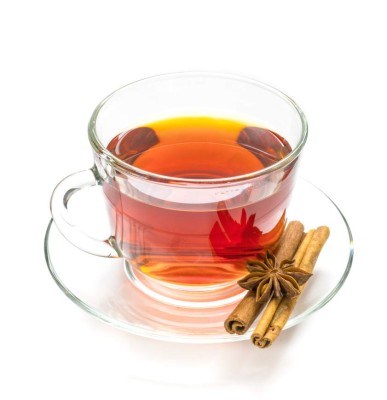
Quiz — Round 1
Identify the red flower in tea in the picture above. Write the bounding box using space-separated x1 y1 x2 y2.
210 204 285 259
209 203 261 259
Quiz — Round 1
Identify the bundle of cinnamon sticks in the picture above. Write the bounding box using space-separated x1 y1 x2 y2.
224 221 330 348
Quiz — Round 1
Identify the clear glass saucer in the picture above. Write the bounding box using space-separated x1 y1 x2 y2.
44 178 353 343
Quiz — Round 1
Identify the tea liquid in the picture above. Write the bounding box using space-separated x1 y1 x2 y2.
104 117 294 285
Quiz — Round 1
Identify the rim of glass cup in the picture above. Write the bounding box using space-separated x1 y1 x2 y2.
88 71 308 184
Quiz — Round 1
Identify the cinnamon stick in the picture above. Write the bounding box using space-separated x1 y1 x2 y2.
224 291 266 334
251 226 330 347
251 229 315 342
224 221 304 334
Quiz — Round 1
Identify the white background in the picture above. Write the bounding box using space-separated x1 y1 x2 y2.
1 0 385 398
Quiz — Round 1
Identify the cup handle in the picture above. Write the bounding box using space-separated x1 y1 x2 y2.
50 166 119 257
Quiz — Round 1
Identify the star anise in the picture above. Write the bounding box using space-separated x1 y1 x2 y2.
238 251 312 304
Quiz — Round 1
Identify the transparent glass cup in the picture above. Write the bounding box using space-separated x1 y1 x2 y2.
50 72 308 307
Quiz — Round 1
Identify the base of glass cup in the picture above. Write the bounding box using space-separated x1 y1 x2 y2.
124 261 246 308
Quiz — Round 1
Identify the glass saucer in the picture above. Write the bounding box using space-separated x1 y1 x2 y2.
44 178 353 343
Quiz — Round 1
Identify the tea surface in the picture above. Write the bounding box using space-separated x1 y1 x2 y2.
108 116 291 179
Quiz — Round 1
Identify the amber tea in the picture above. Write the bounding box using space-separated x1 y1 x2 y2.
103 116 295 286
